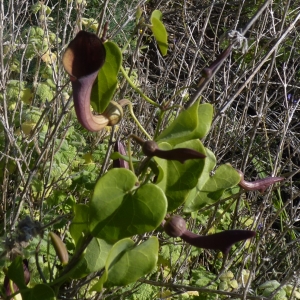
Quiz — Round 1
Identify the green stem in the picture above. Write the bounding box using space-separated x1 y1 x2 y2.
120 66 159 107
126 102 152 140
154 109 165 139
127 136 135 173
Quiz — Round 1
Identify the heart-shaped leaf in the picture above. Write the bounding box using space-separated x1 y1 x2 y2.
89 168 167 243
91 236 158 291
71 237 112 279
24 284 55 300
155 139 206 211
150 10 168 56
69 204 89 246
184 149 241 212
91 41 122 113
157 102 213 145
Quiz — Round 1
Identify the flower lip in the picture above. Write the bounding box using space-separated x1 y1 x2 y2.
62 31 108 132
62 30 106 79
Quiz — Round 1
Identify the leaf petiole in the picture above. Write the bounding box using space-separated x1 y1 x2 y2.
120 66 159 107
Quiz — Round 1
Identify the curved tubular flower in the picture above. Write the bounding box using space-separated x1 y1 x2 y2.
236 169 285 193
143 140 206 163
164 215 255 255
131 135 206 163
62 30 122 132
113 139 129 169
180 229 255 255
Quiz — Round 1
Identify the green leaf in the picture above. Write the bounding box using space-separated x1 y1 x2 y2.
91 41 122 113
155 139 206 211
89 169 167 243
24 284 55 300
191 267 219 289
70 204 90 245
4 80 33 107
71 237 112 279
91 237 158 291
259 280 285 298
35 82 55 102
30 2 42 14
157 102 213 145
150 11 168 56
7 256 27 291
184 149 241 212
259 280 280 290
151 10 162 21
5 259 55 300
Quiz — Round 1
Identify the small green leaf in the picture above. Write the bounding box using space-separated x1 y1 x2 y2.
229 279 239 289
191 267 219 288
184 149 241 212
70 204 90 245
150 14 168 56
259 280 285 299
30 2 42 14
259 280 281 290
155 139 206 211
71 238 112 279
91 237 158 291
91 41 122 113
89 169 167 243
157 102 213 145
35 82 55 102
5 80 33 107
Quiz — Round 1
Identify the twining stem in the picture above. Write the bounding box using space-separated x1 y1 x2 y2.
129 134 145 147
185 45 233 108
185 0 273 109
122 100 152 139
240 0 272 36
120 66 159 107
153 104 183 138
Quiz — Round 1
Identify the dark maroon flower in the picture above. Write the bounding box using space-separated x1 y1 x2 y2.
131 136 206 163
113 140 129 169
164 215 255 255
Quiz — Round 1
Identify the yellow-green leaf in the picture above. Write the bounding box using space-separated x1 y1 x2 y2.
150 10 168 56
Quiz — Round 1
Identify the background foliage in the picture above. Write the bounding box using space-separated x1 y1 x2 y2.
1 0 300 299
